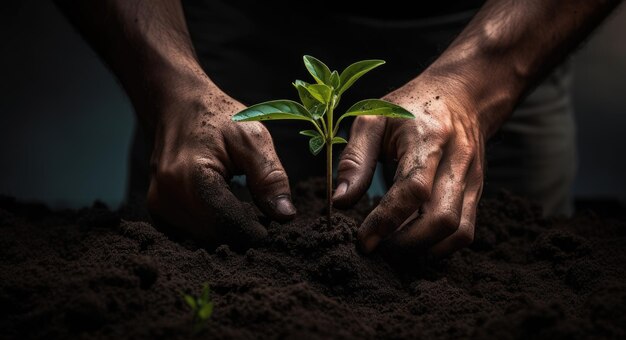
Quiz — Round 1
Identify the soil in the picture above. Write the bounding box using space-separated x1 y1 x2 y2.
1 178 625 339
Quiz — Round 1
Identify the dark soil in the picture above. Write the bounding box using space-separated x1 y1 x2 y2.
1 178 625 339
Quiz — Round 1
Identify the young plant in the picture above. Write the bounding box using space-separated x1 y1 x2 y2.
183 283 213 333
232 55 414 227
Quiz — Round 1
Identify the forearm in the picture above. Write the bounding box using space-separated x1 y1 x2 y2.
420 0 622 137
55 0 216 129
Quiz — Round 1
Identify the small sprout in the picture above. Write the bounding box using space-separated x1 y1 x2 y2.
233 56 414 227
183 283 213 333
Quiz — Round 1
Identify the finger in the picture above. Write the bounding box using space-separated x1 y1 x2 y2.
148 164 268 250
387 149 473 253
357 142 443 253
193 167 269 248
228 122 296 222
430 162 483 257
245 156 295 222
333 116 385 208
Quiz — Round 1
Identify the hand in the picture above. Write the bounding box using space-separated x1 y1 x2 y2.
146 82 295 248
333 75 486 257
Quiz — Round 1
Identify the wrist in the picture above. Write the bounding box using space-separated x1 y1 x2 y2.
132 58 224 132
419 48 524 138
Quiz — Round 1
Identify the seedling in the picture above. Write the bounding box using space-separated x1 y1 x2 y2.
183 283 213 333
232 55 414 227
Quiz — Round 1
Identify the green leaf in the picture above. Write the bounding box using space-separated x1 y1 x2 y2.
338 60 385 95
293 80 332 120
293 82 332 119
309 136 325 156
183 295 197 310
198 302 214 320
307 84 332 104
303 55 331 85
309 103 326 118
294 79 309 87
293 82 324 118
342 99 414 119
330 70 340 89
232 100 314 122
299 129 320 137
332 136 348 144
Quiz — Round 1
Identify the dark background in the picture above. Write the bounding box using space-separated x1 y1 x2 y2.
1 1 625 209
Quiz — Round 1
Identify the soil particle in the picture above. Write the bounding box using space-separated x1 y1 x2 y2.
0 182 625 339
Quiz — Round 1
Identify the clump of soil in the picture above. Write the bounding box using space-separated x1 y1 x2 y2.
1 178 625 339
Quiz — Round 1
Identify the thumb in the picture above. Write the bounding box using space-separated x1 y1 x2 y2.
333 116 385 209
230 123 296 222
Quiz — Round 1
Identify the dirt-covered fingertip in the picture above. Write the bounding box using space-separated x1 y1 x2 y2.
356 224 382 254
268 194 297 222
331 180 352 209
333 181 348 200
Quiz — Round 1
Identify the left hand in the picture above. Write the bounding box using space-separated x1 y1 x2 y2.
333 75 487 257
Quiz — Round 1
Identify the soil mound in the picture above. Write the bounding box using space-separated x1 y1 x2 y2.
1 179 625 339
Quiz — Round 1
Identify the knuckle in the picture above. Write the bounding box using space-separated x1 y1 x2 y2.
354 115 383 128
405 175 431 201
242 121 269 136
153 155 226 188
338 149 366 171
259 168 288 187
430 119 453 138
237 122 272 146
432 211 461 235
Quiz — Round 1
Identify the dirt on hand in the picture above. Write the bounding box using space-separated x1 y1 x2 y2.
1 178 625 339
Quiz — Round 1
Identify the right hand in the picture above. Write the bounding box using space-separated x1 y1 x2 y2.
145 82 295 248
332 75 487 258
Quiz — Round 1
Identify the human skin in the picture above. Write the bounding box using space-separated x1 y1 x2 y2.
56 0 621 251
55 0 296 247
333 0 621 257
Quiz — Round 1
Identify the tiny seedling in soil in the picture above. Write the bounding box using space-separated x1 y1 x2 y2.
183 283 213 333
233 55 414 227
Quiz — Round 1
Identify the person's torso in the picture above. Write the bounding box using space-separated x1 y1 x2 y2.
182 0 483 105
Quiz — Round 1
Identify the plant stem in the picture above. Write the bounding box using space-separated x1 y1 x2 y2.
326 137 332 228
326 100 334 228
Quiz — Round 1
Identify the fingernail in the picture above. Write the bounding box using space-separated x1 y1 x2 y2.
271 195 296 217
333 181 348 200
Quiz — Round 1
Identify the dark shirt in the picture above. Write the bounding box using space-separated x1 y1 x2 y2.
182 0 483 103
181 0 482 178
